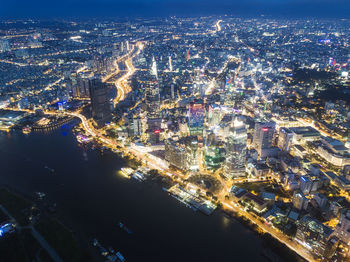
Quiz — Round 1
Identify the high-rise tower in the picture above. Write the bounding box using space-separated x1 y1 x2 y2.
188 101 204 136
253 122 275 156
144 75 160 117
168 56 173 72
224 116 247 178
150 56 158 80
89 78 112 126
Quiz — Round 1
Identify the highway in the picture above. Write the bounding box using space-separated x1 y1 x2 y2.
101 42 143 105
215 20 222 32
208 19 222 34
102 45 135 83
0 59 28 67
113 42 143 104
221 200 316 262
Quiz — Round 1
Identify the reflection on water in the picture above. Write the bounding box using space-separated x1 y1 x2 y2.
0 128 268 262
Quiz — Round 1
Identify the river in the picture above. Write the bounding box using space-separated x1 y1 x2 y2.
0 122 269 262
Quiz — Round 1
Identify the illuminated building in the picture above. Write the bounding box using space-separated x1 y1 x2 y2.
126 40 130 51
277 127 293 152
70 73 92 98
253 122 276 157
165 138 187 171
144 75 160 117
207 104 222 127
334 209 350 252
0 40 10 52
204 145 225 169
300 175 319 195
313 193 328 209
0 97 10 109
316 137 350 167
144 117 162 145
89 78 112 126
295 216 335 258
0 110 28 130
224 116 247 178
168 56 173 72
188 101 204 136
171 84 175 100
241 193 267 214
133 117 142 137
165 136 200 171
246 162 269 178
58 101 67 111
289 126 320 144
93 55 114 75
300 176 312 195
292 191 308 210
185 136 199 171
150 56 158 80
126 116 142 137
177 117 189 136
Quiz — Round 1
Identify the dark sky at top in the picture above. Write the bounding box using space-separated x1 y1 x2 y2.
1 0 350 19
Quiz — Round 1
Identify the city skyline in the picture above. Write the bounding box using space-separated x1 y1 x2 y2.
0 4 350 262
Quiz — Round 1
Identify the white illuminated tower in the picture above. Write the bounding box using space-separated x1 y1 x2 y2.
224 116 247 178
168 56 173 72
151 56 158 80
126 40 130 51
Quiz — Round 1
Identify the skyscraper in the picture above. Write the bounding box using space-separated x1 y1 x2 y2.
144 117 162 145
224 116 247 178
186 136 199 171
132 117 142 137
126 40 130 51
75 73 91 98
165 138 187 170
253 122 275 156
278 127 293 152
150 56 158 80
89 78 112 126
170 84 175 100
292 191 308 210
0 40 10 52
144 75 160 117
168 56 173 72
207 104 222 127
188 101 204 136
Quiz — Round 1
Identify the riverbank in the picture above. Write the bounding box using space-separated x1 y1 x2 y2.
70 118 310 262
0 127 271 262
221 209 306 262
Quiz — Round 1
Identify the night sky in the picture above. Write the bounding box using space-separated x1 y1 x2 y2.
1 0 350 18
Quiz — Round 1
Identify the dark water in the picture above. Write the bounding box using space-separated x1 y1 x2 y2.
0 123 268 262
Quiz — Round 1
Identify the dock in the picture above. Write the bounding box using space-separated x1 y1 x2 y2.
167 185 217 215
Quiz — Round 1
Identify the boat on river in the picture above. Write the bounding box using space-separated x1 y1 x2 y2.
119 222 132 234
